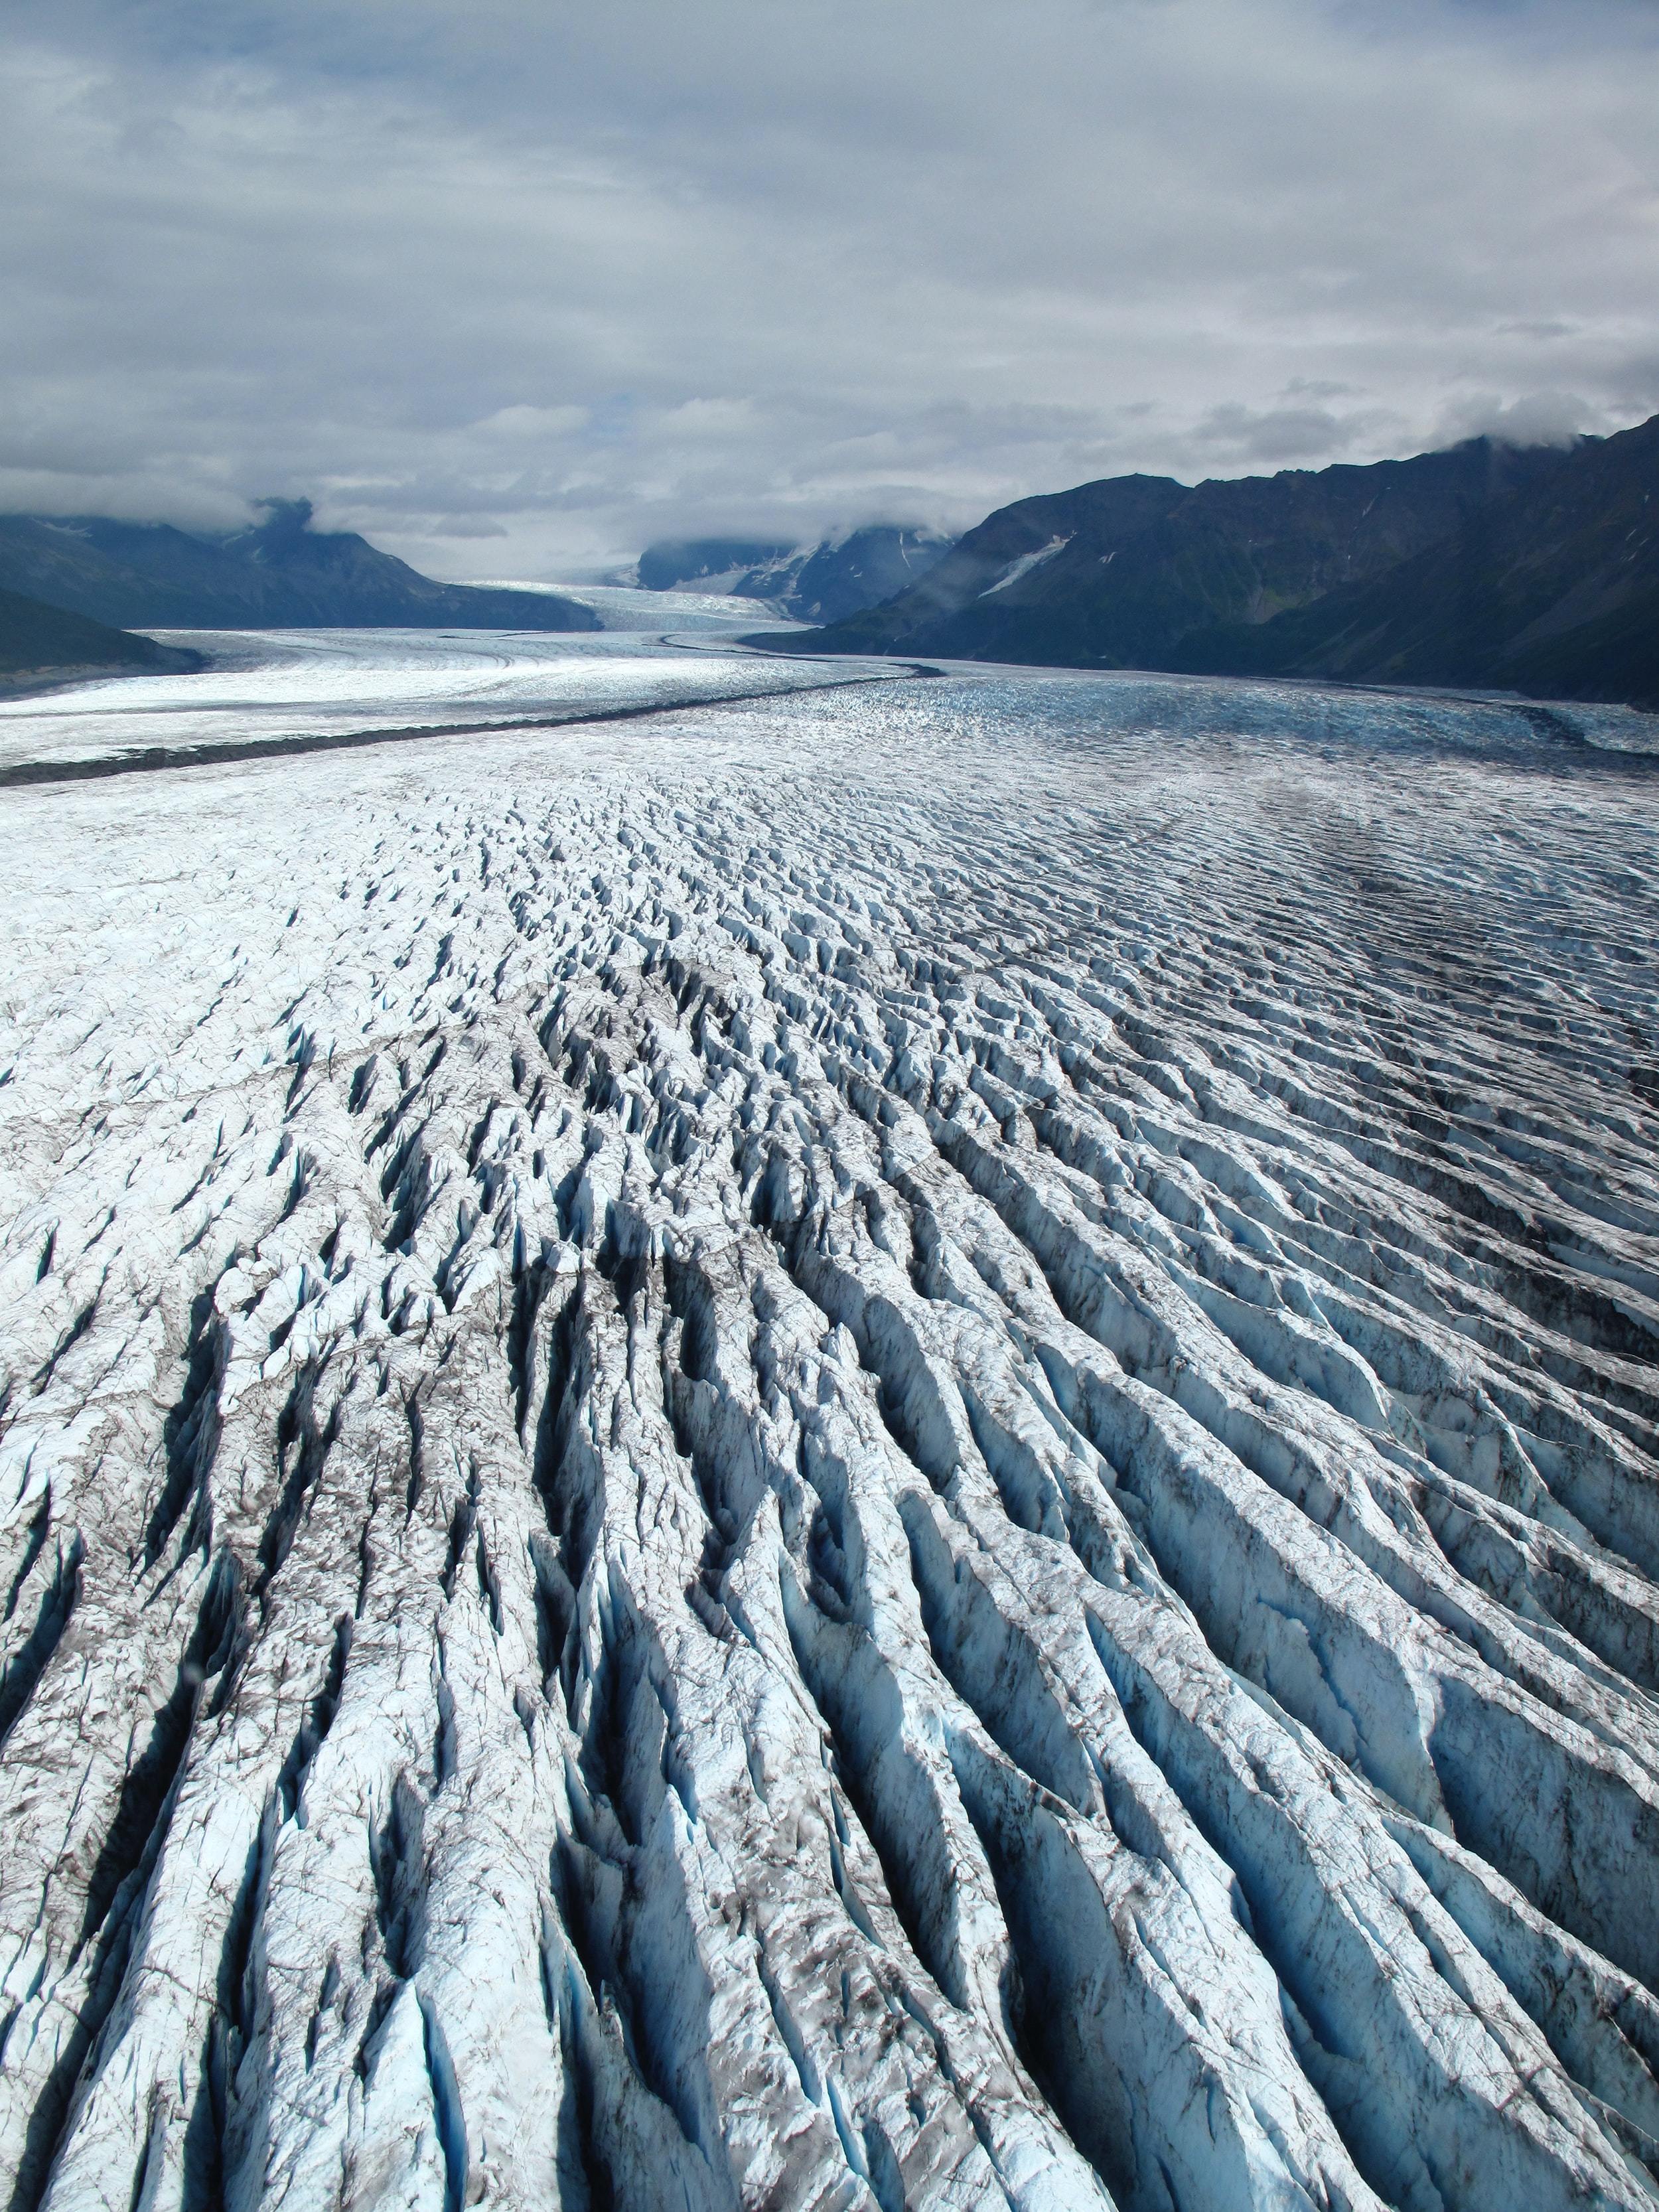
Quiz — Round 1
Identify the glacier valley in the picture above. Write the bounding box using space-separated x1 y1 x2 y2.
2 604 1658 2212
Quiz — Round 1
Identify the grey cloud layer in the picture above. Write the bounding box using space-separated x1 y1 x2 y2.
3 0 1656 573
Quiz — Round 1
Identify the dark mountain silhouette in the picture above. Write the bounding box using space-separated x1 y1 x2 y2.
1173 412 1659 708
0 499 599 633
0 584 204 690
791 439 1578 673
783 420 1659 711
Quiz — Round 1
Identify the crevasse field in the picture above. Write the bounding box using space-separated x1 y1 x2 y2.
3 594 1659 2212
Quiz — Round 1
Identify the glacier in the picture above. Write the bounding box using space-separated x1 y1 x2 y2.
1 612 1657 2212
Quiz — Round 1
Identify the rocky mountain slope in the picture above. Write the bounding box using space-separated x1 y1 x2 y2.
637 526 954 623
1 648 1657 2211
0 584 203 691
0 500 600 633
1179 411 1659 707
792 419 1659 709
796 440 1569 668
636 537 798 591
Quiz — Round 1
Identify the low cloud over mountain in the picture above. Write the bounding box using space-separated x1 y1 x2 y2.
3 1 1656 575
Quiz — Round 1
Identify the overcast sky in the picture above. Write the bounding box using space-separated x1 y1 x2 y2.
3 0 1656 576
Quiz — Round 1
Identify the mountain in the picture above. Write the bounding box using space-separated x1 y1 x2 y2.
0 499 600 632
0 583 204 690
792 440 1576 671
1175 411 1659 708
636 524 955 622
637 537 797 592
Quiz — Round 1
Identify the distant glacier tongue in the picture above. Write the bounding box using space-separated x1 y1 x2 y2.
2 654 1658 2212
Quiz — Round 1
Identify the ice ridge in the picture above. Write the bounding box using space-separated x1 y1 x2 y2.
1 677 1657 2210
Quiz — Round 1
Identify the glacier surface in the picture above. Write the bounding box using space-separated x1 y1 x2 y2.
1 623 1658 2212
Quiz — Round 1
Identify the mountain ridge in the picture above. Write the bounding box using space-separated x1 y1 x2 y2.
785 437 1573 665
636 524 955 623
0 583 205 693
775 423 1659 710
1171 413 1659 707
0 498 601 634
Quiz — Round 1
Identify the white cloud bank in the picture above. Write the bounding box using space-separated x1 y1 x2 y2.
3 0 1656 574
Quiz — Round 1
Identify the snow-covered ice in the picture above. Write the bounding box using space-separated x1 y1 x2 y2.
0 597 826 776
2 630 1658 2212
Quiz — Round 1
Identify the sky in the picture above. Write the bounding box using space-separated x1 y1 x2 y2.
3 0 1657 578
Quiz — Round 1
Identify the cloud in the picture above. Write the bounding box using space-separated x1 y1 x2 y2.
1433 389 1608 447
1 1 1657 572
425 516 510 539
1189 402 1390 467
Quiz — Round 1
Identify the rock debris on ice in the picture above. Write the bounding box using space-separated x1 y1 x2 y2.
1 645 1658 2211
